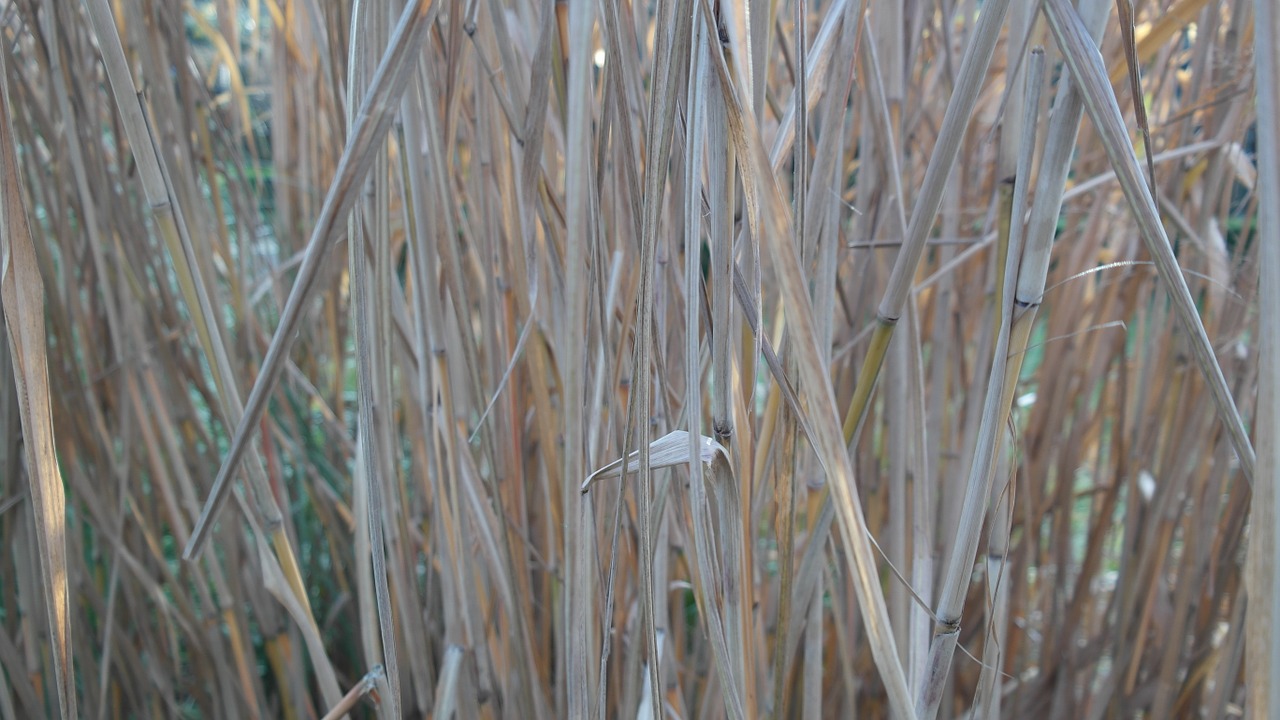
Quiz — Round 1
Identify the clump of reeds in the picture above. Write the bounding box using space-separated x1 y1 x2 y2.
0 0 1272 718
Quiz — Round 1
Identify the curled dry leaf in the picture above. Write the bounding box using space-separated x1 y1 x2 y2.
581 430 732 493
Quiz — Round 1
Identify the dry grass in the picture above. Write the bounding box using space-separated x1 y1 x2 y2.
0 0 1272 718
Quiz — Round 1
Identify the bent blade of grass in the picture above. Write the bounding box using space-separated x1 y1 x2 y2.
585 424 750 719
253 525 342 708
0 45 76 720
188 0 437 559
1041 0 1256 483
584 431 731 491
320 665 384 720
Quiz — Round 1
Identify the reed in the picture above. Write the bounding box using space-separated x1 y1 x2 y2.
0 0 1270 717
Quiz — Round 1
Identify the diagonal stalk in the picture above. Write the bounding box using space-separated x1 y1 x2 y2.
840 0 1012 440
1041 0 1255 483
188 0 439 559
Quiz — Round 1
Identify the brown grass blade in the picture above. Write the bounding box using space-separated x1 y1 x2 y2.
627 0 693 714
0 43 76 720
1106 0 1213 84
1114 0 1158 191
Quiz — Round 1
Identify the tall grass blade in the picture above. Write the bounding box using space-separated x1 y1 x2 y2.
0 42 75 720
564 0 600 715
1247 0 1280 708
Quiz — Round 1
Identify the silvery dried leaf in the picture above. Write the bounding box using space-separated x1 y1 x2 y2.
581 431 730 493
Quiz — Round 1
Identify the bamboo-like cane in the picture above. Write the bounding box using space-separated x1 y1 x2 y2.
840 0 1013 441
916 47 1045 720
1246 0 1280 708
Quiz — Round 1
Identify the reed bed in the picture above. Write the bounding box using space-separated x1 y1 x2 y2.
0 0 1272 717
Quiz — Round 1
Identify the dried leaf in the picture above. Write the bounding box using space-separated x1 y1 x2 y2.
0 44 76 720
582 430 731 492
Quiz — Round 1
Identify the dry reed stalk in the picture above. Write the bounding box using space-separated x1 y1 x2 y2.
975 40 1044 720
1247 0 1280 708
699 0 916 714
917 46 1046 718
565 0 601 716
345 3 400 715
0 0 1271 717
841 0 1012 440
